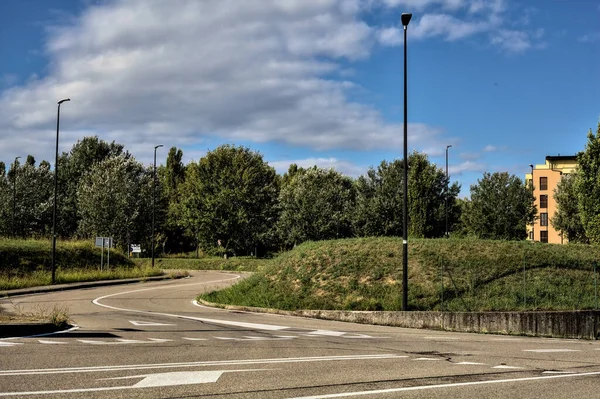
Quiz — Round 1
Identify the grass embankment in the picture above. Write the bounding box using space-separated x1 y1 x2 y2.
200 237 600 312
134 257 267 272
0 239 162 290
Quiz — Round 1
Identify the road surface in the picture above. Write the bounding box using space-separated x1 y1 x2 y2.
1 270 600 398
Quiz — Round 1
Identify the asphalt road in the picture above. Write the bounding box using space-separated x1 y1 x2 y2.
1 270 600 398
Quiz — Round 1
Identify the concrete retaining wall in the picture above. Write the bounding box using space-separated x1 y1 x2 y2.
199 300 600 340
294 310 600 340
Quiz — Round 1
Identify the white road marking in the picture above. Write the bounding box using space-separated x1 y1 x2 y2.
542 371 575 374
523 349 581 353
343 334 387 339
455 362 486 365
0 342 22 347
129 320 174 326
413 358 441 361
492 365 523 369
0 369 265 396
37 340 66 345
93 279 354 337
0 354 404 376
102 370 226 386
93 279 295 332
306 330 346 337
289 371 600 399
182 337 208 341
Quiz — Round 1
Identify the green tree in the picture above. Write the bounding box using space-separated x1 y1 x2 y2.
56 136 128 237
408 152 461 238
552 172 587 243
575 123 600 244
354 160 403 237
159 147 192 253
179 145 279 255
354 152 460 238
462 172 535 240
76 155 152 250
278 166 355 245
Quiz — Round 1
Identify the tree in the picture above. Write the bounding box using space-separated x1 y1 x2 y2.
461 172 535 240
408 152 461 238
575 122 600 244
56 136 128 237
552 172 587 243
354 160 403 237
76 155 152 250
179 145 279 255
159 147 191 253
354 152 461 238
278 166 355 245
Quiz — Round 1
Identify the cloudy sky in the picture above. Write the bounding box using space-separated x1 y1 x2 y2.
1 0 598 195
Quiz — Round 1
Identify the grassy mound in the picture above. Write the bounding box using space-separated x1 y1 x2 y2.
134 257 266 272
0 239 163 290
200 237 600 311
0 239 133 273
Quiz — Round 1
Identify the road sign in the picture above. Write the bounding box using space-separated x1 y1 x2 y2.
131 244 141 253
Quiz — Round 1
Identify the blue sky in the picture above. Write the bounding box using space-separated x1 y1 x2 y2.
0 0 598 196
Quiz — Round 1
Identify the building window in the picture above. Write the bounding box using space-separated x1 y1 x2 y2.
540 231 548 243
529 231 533 240
539 177 548 190
540 213 548 226
540 195 548 209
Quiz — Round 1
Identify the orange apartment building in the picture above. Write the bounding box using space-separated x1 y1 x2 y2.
526 155 578 244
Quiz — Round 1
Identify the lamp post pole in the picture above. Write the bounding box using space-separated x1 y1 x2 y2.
12 156 21 238
152 144 163 268
52 98 70 284
529 164 534 242
445 145 452 238
401 12 412 312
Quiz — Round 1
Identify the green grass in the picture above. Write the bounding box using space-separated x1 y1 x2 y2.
134 257 268 272
0 265 163 291
0 238 133 272
199 237 600 312
0 238 161 290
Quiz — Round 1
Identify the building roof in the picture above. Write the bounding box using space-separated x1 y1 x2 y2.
545 155 577 162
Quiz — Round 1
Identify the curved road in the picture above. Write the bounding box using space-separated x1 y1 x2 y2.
1 270 600 398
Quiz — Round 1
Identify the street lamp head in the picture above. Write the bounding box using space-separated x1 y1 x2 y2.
15 156 21 161
446 145 452 150
155 144 164 150
401 13 412 27
58 98 70 105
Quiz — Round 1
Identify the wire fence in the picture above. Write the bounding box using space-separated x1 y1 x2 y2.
437 256 599 312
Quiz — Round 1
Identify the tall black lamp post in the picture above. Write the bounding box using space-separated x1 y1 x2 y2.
12 156 21 238
152 144 163 268
529 164 534 242
401 12 412 312
52 98 70 284
445 145 452 238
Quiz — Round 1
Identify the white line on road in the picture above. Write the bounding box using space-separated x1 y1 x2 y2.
492 365 523 369
37 340 66 345
182 337 208 341
455 362 486 365
91 276 303 333
0 342 22 347
0 354 405 376
412 358 441 361
289 371 600 399
523 349 581 353
129 320 175 326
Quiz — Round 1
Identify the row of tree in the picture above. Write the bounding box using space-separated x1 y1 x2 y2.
0 136 541 256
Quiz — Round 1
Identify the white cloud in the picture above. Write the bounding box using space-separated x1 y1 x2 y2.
483 145 497 152
449 160 486 176
578 32 600 43
3 0 452 165
269 157 366 177
490 29 531 53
